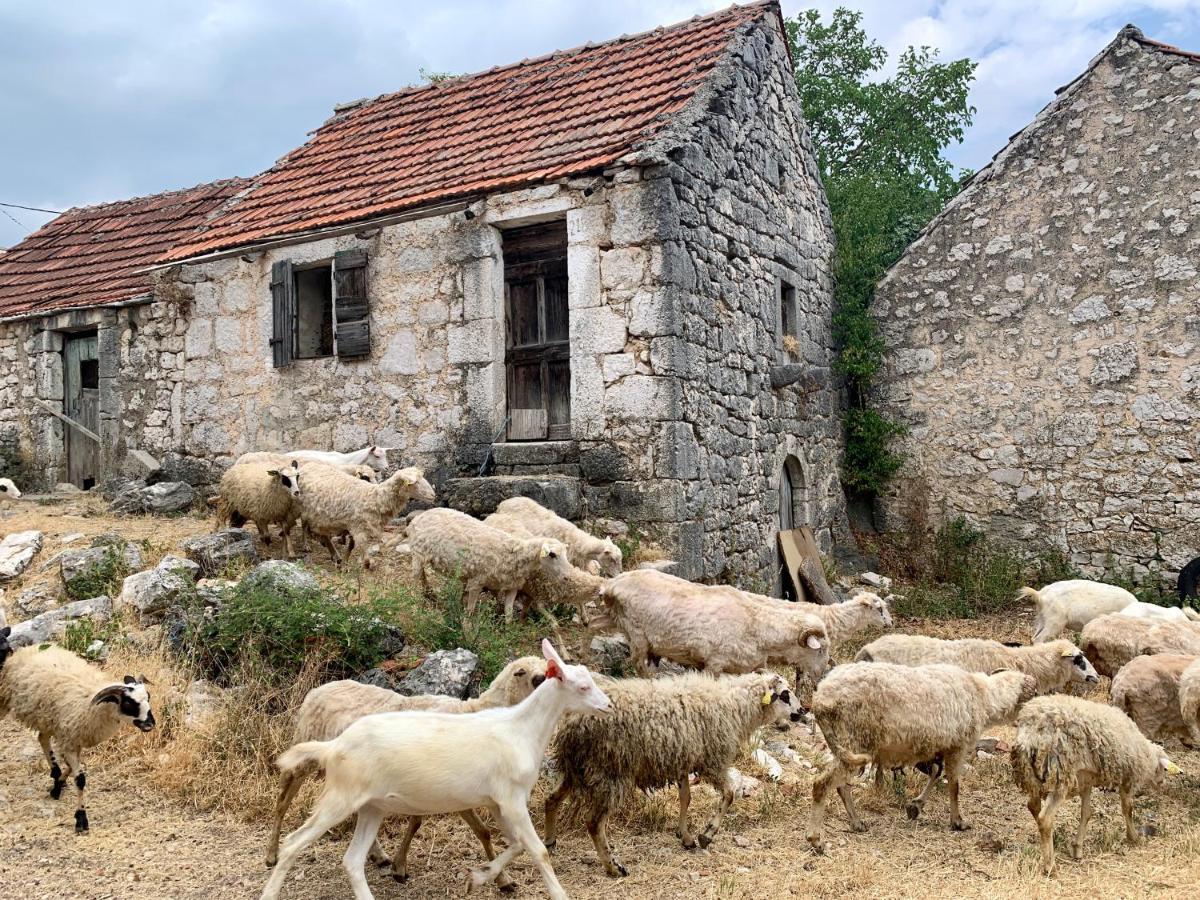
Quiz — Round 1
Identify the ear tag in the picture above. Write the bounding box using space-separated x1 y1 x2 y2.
761 693 772 707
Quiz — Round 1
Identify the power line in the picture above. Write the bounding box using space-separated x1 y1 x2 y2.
0 201 64 214
0 207 27 229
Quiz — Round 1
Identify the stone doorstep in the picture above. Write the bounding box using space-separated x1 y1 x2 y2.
441 474 582 519
489 440 579 468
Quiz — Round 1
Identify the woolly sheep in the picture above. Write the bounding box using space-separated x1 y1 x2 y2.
216 459 302 555
238 445 390 471
1110 654 1200 747
600 569 830 689
0 644 154 833
743 589 893 643
407 507 572 619
1020 579 1138 642
0 477 22 502
261 640 609 900
856 634 1098 694
297 464 434 566
806 662 1036 850
266 656 548 883
1079 614 1200 678
488 496 623 576
1010 694 1179 874
543 671 803 876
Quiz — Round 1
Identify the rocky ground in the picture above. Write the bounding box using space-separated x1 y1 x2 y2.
2 497 1199 899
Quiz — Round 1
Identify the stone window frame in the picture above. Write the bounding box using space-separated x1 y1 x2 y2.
774 273 800 360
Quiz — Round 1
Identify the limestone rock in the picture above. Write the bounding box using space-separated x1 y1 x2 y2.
356 668 395 691
117 555 200 619
237 560 320 597
858 572 892 592
111 480 196 515
396 648 479 699
182 529 259 577
59 541 143 587
8 595 112 648
0 530 43 580
589 633 631 675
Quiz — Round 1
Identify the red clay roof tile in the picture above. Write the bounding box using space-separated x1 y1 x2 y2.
0 179 249 318
165 2 777 261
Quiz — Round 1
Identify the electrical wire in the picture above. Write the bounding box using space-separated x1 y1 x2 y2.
0 202 64 214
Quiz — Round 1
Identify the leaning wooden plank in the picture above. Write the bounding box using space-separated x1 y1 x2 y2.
780 527 838 605
33 399 100 443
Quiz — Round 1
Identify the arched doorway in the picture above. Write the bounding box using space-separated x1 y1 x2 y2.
776 454 807 599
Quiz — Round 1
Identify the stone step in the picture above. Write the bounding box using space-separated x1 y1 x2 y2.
489 440 579 468
441 474 581 519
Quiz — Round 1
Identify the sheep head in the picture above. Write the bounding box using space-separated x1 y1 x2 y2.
392 467 436 504
266 461 301 498
0 477 20 500
91 676 155 732
595 537 623 577
758 672 805 730
1054 641 1100 685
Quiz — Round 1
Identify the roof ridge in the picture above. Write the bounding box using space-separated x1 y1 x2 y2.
57 176 251 217
1125 27 1200 64
326 2 774 121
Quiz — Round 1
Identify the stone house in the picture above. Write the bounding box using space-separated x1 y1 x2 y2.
0 1 847 585
873 26 1200 580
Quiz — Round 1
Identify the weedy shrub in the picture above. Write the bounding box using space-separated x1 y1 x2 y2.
64 542 134 601
388 572 540 683
62 612 125 659
180 577 405 682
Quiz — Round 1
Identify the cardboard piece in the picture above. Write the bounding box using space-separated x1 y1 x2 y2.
778 527 838 605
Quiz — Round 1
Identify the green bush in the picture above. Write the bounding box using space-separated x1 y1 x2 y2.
183 578 405 682
62 613 125 660
389 573 541 684
64 543 135 601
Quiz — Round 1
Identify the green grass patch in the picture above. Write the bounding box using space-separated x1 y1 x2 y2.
64 542 135 601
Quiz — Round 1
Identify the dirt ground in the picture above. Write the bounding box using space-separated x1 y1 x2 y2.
2 499 1200 899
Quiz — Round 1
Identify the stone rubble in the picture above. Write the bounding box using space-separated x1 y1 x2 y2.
0 530 42 580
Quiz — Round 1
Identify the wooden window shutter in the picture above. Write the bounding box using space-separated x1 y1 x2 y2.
269 259 295 368
333 250 370 359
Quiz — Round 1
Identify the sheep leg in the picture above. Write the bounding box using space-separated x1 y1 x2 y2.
628 634 654 677
460 808 516 893
542 780 569 850
943 749 970 831
586 812 627 878
262 795 360 900
905 761 942 822
38 732 67 800
342 804 386 900
61 749 88 833
411 556 429 594
265 769 307 867
836 782 865 832
501 589 518 622
1036 788 1066 875
254 519 273 546
391 816 422 881
1120 788 1138 844
464 581 484 617
807 763 840 850
1071 785 1092 860
675 779 697 849
697 768 736 849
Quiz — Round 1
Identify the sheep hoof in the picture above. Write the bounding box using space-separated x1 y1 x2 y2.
905 803 921 821
951 820 971 832
392 872 409 883
848 821 868 834
697 832 713 849
50 782 65 800
498 880 517 894
74 810 89 833
681 837 697 850
544 839 556 853
607 862 629 878
806 836 825 855
264 858 276 869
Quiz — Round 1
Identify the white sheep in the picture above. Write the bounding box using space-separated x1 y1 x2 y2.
234 452 378 483
0 477 22 503
0 644 154 832
742 589 893 643
407 507 573 619
260 640 610 900
600 569 830 689
1110 654 1200 747
806 662 1034 850
487 496 623 576
216 460 302 555
297 465 434 566
237 445 390 471
1010 694 1179 874
544 670 803 876
856 634 1099 694
266 655 549 885
1079 614 1200 678
1019 579 1139 642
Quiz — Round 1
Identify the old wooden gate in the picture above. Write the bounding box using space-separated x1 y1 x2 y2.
63 331 100 489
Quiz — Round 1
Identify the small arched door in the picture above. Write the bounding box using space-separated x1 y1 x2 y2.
776 455 806 599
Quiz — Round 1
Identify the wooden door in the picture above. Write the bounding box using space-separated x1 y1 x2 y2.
503 222 570 441
64 331 100 489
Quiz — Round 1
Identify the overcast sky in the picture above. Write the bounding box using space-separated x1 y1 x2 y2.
2 1 1199 248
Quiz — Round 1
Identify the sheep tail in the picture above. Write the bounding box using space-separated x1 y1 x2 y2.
277 740 332 776
1018 586 1041 607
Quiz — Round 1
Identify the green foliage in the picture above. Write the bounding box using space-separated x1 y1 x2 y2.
64 543 134 601
419 66 454 84
393 572 540 684
1102 559 1179 608
613 525 643 566
62 613 124 660
788 8 976 496
184 578 405 681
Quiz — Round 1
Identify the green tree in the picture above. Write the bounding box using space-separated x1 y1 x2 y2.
787 8 976 495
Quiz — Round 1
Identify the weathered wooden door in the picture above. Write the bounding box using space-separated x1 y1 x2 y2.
777 463 797 599
503 222 570 441
63 331 100 489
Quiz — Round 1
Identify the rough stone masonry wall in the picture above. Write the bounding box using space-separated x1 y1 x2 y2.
873 35 1200 580
641 17 848 585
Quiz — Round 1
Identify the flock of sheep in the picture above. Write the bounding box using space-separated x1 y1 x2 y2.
1 444 1199 898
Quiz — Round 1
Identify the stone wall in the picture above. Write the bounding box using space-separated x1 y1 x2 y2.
630 16 848 584
873 31 1200 580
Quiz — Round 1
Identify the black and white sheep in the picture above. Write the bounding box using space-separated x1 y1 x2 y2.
0 644 154 832
216 459 302 554
543 670 803 876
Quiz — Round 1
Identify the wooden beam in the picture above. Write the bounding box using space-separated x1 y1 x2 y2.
33 399 101 443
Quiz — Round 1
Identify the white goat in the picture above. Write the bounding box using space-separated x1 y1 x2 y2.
253 445 390 471
261 640 610 900
0 644 154 832
0 477 22 503
1020 580 1138 642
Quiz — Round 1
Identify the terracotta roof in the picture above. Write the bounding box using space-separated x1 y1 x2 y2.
165 2 779 262
0 179 249 319
1128 28 1200 63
